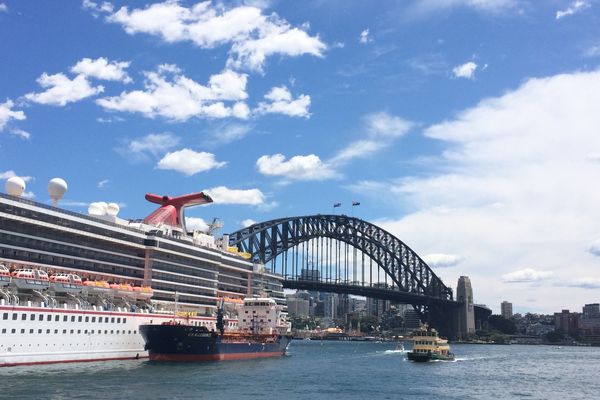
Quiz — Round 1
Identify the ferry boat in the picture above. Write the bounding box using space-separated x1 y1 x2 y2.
0 177 286 367
140 297 292 361
406 327 455 362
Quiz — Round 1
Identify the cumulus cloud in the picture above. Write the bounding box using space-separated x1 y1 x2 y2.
96 66 249 121
242 218 257 227
185 216 210 232
157 148 226 175
256 86 311 118
359 29 372 44
0 100 26 131
422 253 464 268
256 153 338 181
204 186 265 205
71 57 132 83
556 0 590 20
452 61 478 79
121 132 180 160
366 70 600 312
331 112 414 164
96 1 325 72
0 3 7 13
24 73 104 106
82 0 114 16
502 268 554 283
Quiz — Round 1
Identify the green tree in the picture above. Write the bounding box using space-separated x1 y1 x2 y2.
488 315 517 334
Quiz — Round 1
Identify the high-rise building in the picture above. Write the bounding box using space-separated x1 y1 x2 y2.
554 309 579 335
582 303 600 319
456 276 476 339
501 301 513 319
286 292 310 318
403 308 422 331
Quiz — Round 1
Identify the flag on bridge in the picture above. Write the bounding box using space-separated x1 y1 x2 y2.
333 202 341 208
352 201 360 206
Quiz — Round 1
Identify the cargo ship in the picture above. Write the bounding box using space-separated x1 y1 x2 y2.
141 297 291 361
0 177 286 367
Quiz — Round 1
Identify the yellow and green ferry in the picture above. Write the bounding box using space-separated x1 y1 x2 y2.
406 327 455 362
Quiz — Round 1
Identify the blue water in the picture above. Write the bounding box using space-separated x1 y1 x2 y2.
3 341 600 399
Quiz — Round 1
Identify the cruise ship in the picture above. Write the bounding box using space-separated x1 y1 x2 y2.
0 177 285 367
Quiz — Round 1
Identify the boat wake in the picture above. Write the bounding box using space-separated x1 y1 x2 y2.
383 349 407 354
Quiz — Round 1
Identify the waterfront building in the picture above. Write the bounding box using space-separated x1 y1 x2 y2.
501 301 513 319
554 309 579 335
286 292 310 318
579 304 600 345
456 276 476 339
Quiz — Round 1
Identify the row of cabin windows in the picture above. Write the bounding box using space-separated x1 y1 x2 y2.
244 310 270 314
414 341 434 345
0 328 137 335
2 313 127 324
242 319 271 323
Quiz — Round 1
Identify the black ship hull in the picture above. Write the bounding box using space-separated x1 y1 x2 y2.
140 324 291 361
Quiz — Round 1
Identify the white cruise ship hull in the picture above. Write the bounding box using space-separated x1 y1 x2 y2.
0 305 226 367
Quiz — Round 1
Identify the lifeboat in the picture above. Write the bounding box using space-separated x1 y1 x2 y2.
132 285 153 299
12 268 50 290
117 283 136 298
0 264 11 286
49 273 83 294
82 280 111 295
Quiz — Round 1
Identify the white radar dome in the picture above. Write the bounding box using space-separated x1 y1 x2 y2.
5 177 26 197
48 178 68 206
88 202 106 216
106 202 120 216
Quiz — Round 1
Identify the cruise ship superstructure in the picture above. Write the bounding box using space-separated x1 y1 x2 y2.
0 177 285 367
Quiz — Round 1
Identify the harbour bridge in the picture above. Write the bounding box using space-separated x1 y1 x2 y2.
228 214 464 338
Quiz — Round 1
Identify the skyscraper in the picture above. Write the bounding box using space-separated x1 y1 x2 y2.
501 301 513 319
456 276 475 339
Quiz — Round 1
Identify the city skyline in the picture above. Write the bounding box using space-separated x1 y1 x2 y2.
2 1 600 314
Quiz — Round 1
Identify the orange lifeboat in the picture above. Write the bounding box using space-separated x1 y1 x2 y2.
132 285 153 299
12 268 50 290
82 280 111 294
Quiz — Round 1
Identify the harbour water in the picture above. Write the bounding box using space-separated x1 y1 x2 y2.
4 341 600 399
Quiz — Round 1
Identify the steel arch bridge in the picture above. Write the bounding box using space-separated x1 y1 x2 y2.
228 215 460 335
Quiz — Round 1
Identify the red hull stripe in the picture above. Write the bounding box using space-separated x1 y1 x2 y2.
0 306 229 321
150 352 284 362
0 355 148 368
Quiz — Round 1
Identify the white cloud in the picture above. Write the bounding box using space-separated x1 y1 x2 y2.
204 186 265 205
359 29 372 44
452 61 478 79
556 0 590 20
411 0 516 14
21 191 35 199
331 112 414 164
0 171 33 185
123 132 180 160
24 73 104 106
0 3 7 13
96 66 249 121
157 148 226 176
0 100 26 131
185 216 209 232
256 153 338 181
256 86 310 118
82 0 114 16
101 1 325 72
422 253 464 268
363 70 600 313
71 57 132 83
584 45 600 58
241 218 257 227
97 179 109 188
563 277 600 289
212 123 252 144
502 268 554 283
9 128 31 140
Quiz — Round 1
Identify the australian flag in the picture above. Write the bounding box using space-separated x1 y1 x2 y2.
333 202 341 208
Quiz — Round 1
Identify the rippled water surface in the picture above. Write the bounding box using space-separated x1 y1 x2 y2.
3 342 600 399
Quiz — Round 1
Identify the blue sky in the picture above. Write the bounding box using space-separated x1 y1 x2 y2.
2 0 600 314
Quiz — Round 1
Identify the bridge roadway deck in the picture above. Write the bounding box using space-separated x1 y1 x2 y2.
283 280 461 308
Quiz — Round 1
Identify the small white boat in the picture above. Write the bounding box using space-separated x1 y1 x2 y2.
50 273 83 293
12 268 50 290
0 264 11 286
